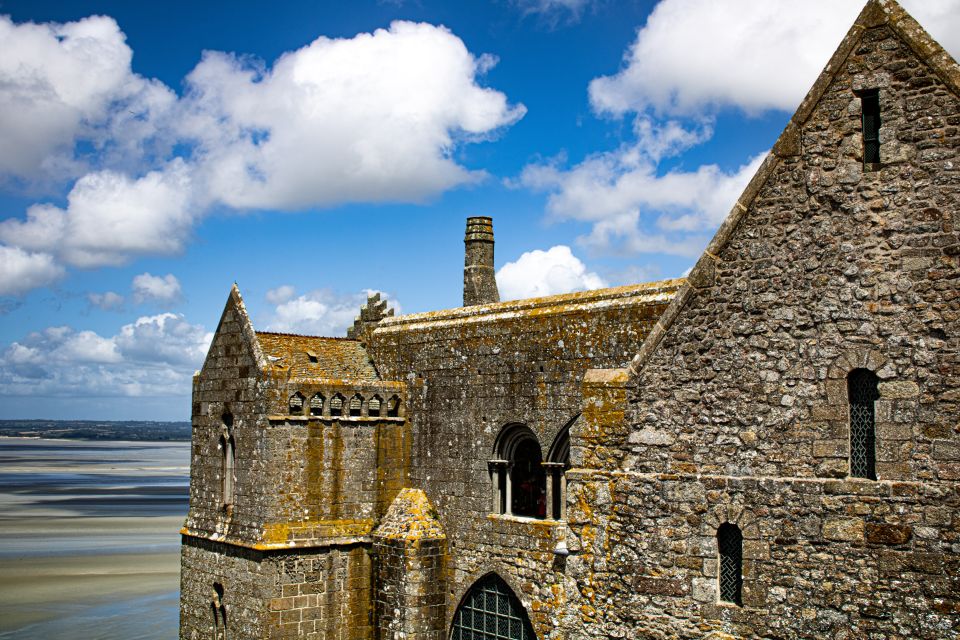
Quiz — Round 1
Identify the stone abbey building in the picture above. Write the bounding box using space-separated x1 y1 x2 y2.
180 1 960 638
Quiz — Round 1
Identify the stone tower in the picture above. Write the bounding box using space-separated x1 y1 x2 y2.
462 216 500 306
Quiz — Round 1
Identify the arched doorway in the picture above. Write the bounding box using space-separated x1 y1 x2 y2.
450 574 535 640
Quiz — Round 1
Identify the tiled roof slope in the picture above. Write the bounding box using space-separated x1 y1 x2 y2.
255 332 380 382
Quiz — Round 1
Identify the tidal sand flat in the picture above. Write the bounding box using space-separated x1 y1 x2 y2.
0 438 189 639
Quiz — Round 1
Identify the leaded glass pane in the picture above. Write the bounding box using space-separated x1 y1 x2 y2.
848 369 878 480
450 574 534 640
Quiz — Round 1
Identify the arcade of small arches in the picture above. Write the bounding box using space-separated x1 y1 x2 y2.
286 391 402 419
488 420 571 521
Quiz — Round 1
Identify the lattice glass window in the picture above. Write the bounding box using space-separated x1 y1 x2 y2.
848 368 879 479
717 523 742 605
860 89 881 165
450 574 534 640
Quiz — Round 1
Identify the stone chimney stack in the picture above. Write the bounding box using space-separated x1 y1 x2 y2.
463 216 500 306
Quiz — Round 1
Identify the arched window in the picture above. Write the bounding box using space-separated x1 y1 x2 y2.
220 413 235 510
309 393 324 416
386 395 401 417
368 395 382 417
330 393 344 417
349 393 363 417
717 523 743 605
451 574 535 640
491 425 546 519
288 392 305 415
848 368 879 480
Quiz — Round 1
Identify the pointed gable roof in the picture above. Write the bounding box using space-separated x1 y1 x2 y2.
628 0 960 378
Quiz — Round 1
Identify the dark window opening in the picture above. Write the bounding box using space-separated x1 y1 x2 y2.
386 395 400 417
849 368 879 479
288 392 304 415
368 395 381 417
718 523 743 605
511 439 546 519
860 89 881 166
451 574 535 640
212 582 227 640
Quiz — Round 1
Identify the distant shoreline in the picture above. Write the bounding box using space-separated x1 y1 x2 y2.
0 420 191 442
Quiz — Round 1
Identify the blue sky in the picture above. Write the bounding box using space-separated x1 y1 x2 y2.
0 0 958 420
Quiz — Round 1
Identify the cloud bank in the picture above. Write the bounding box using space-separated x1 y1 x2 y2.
0 15 524 294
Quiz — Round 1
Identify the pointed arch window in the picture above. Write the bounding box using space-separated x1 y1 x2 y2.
451 574 535 640
368 395 382 417
717 523 743 605
849 368 879 479
288 392 304 415
309 393 324 416
349 393 363 417
330 393 344 417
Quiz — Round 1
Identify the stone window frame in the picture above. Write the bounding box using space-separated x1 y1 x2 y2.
288 391 305 415
856 87 882 170
700 505 761 608
821 348 900 481
309 392 325 416
489 423 547 520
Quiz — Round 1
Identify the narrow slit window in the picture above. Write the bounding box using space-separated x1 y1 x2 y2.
860 89 881 166
848 368 879 479
717 523 743 605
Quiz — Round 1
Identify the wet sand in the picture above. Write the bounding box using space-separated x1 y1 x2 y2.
0 438 188 639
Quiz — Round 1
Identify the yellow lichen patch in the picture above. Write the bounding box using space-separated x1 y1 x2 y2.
373 488 445 543
261 518 374 545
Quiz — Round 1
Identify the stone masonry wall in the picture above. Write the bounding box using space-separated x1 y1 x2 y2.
564 19 960 640
367 283 678 638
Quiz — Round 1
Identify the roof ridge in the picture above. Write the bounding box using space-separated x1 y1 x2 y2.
256 331 359 341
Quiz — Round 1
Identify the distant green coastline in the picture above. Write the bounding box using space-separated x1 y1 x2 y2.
0 420 190 441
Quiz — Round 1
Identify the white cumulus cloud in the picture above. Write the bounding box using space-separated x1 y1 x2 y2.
0 14 176 184
496 245 607 300
0 245 65 295
265 285 296 305
0 160 194 268
263 288 401 336
0 16 524 294
179 21 525 210
0 314 212 399
132 272 182 304
589 0 960 117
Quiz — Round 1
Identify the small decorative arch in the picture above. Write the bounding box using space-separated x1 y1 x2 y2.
329 393 345 417
349 393 363 417
309 393 325 416
386 395 401 417
368 394 382 417
717 523 743 605
490 424 545 519
288 392 305 415
450 573 535 640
